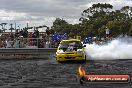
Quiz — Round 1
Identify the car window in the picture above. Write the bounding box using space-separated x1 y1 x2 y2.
59 41 82 51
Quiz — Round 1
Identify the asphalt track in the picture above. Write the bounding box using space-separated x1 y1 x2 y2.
0 55 132 88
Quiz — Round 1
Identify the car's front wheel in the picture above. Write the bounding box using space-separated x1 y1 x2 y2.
82 55 86 63
56 58 63 63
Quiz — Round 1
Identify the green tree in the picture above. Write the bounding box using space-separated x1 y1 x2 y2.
51 3 132 39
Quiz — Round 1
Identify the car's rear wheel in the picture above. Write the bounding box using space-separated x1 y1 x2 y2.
85 55 86 60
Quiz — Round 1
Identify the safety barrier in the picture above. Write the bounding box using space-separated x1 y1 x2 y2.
0 48 57 59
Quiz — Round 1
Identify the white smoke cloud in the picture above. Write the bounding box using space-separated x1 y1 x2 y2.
85 37 132 60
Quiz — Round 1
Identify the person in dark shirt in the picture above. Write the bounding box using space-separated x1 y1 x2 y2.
10 33 14 39
22 29 28 38
32 29 39 38
15 29 20 38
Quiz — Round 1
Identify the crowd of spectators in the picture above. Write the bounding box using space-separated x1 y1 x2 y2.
91 36 113 45
0 29 52 48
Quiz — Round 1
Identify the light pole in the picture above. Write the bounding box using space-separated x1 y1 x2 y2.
0 23 7 32
9 23 15 32
15 22 16 30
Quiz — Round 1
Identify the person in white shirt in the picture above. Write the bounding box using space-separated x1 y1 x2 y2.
6 38 12 48
45 41 50 48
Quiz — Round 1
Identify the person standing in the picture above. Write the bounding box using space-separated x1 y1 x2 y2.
6 38 12 48
45 40 50 48
13 38 20 48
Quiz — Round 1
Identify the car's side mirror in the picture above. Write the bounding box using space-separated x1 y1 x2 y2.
83 45 86 47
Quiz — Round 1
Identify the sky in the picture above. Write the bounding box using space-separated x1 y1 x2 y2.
0 0 132 31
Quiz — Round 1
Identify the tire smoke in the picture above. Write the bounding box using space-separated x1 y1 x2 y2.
85 37 132 60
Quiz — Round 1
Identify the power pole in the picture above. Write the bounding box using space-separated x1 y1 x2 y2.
0 23 7 32
15 22 16 31
9 23 14 32
27 23 28 30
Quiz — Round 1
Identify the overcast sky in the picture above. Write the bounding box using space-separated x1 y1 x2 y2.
0 0 132 30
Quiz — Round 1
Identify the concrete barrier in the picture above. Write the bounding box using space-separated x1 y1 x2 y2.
0 48 57 59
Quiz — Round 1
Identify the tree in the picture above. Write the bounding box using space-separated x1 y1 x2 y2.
51 3 132 39
51 18 70 34
128 26 132 36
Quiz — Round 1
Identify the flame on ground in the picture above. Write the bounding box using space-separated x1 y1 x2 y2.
78 66 86 76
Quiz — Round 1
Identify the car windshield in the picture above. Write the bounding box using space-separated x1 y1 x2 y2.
59 41 83 51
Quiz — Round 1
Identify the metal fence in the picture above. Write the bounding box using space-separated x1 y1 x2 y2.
0 37 59 48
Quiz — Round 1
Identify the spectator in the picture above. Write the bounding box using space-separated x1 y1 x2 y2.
32 29 39 38
28 40 33 46
6 38 13 48
33 40 37 46
23 42 28 48
38 40 44 48
10 33 14 39
45 40 50 48
28 32 32 38
13 38 20 48
1 40 6 48
0 39 2 48
22 29 28 38
42 33 46 39
20 38 24 48
43 39 46 48
15 29 20 38
36 29 39 38
19 29 23 36
46 29 50 36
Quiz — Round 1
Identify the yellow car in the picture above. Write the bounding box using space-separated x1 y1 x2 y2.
56 39 86 62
